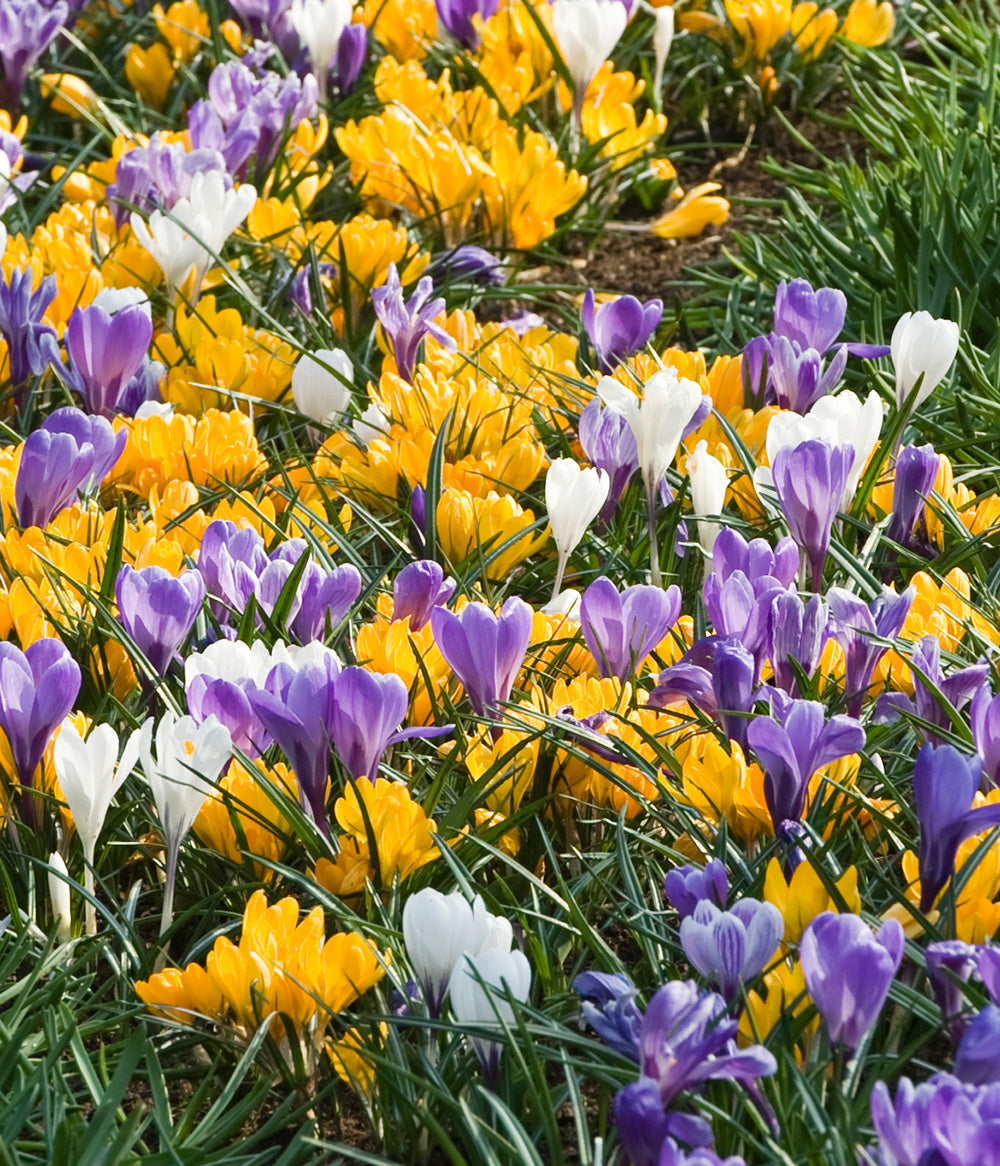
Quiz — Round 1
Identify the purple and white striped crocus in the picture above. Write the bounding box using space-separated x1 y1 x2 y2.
766 591 828 697
680 897 783 1001
372 264 457 383
580 576 681 683
577 396 639 524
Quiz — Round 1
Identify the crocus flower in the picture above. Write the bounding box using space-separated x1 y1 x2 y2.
638 979 777 1106
887 444 940 548
197 519 269 618
598 369 705 585
15 407 127 529
651 636 755 749
0 267 60 400
133 711 232 938
746 693 865 832
710 528 799 591
403 887 512 1015
545 458 609 598
768 335 848 415
826 586 915 717
392 560 455 631
0 639 80 827
288 0 353 100
371 264 457 383
448 947 532 1084
431 597 532 724
971 684 1000 789
766 592 828 696
979 947 1000 1004
290 348 353 427
892 310 960 413
580 576 681 683
63 296 153 418
0 0 68 113
283 552 362 643
652 6 674 105
53 721 139 935
574 970 643 1061
426 245 506 286
772 278 847 354
686 440 727 561
879 635 988 743
116 566 206 678
925 940 981 1039
664 860 728 918
48 851 71 943
800 912 904 1049
436 0 499 47
577 396 639 523
552 0 628 142
913 742 1000 912
871 1074 1000 1166
582 289 663 373
767 439 853 590
616 1079 747 1166
680 898 783 1000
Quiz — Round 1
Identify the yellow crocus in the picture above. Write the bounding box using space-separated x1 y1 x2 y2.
124 43 175 109
763 856 861 943
841 0 894 46
651 183 730 240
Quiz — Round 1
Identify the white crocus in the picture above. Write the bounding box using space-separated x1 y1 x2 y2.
448 947 532 1079
765 389 883 508
541 587 582 621
599 368 704 585
291 348 354 427
289 0 354 100
184 638 298 694
545 458 609 600
53 721 139 936
652 6 675 107
130 172 257 303
403 888 513 1016
132 711 232 942
48 852 72 944
353 401 390 447
891 311 960 413
553 0 628 143
90 286 152 319
687 440 727 562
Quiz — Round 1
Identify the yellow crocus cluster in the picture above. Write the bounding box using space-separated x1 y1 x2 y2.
723 0 893 69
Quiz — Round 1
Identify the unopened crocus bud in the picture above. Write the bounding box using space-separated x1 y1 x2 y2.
545 458 609 599
392 560 455 631
767 591 827 696
892 311 960 413
887 444 939 547
578 397 639 523
48 852 72 943
291 348 353 426
552 0 628 135
41 72 101 117
925 940 980 1039
686 440 727 561
652 5 674 102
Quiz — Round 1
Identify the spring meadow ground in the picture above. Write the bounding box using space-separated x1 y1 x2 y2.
3 0 1000 1163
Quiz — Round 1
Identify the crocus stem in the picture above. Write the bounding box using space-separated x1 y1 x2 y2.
159 839 179 942
551 552 568 603
83 856 96 938
647 483 661 588
571 88 584 154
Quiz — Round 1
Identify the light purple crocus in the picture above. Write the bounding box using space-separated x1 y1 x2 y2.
746 691 865 832
0 0 68 113
426 245 505 286
768 335 848 415
106 135 232 229
769 439 853 591
431 596 532 725
877 635 988 743
115 566 206 677
282 548 361 642
871 1074 1000 1166
971 685 1000 789
710 528 799 591
578 397 639 523
197 520 270 619
926 940 982 1039
392 560 455 631
980 947 1000 1004
956 1005 1000 1086
0 638 80 827
372 263 457 383
680 898 783 1000
913 742 1000 912
800 912 904 1049
582 288 663 374
766 591 828 697
187 674 261 757
580 576 681 682
772 278 848 355
0 268 60 400
63 299 153 418
436 0 499 47
328 666 452 781
826 585 915 718
16 407 127 529
887 444 940 548
664 859 728 918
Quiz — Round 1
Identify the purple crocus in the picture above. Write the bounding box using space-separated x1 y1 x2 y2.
680 898 783 1000
954 1005 1000 1086
878 635 988 743
582 289 663 374
0 638 80 826
767 591 828 697
0 0 68 113
971 685 1000 789
768 335 847 415
115 566 206 677
280 548 362 642
913 742 1000 912
979 947 1000 1004
187 674 261 757
431 596 532 724
769 440 853 591
197 520 269 619
574 970 643 1061
650 636 755 750
772 278 848 355
741 335 771 408
871 1074 1000 1166
106 135 232 228
799 912 904 1049
711 528 799 591
436 0 499 48
615 1078 747 1166
392 560 456 631
746 692 865 832
16 407 127 529
826 586 915 718
925 940 981 1039
63 299 153 418
664 860 728 918
426 245 505 286
371 264 457 383
637 979 777 1105
0 268 60 399
577 397 639 523
887 444 940 548
580 576 681 683
328 666 452 781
